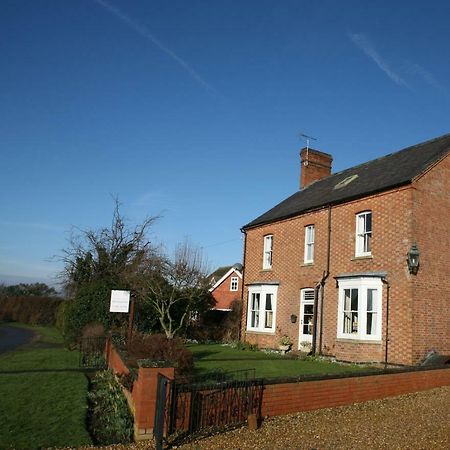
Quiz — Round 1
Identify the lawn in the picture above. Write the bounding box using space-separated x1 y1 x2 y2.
187 343 375 379
0 323 92 449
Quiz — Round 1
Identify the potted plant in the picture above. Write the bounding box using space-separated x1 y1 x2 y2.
278 335 293 353
299 341 312 353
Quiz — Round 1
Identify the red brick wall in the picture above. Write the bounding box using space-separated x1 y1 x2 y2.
242 184 425 364
261 368 450 418
211 271 242 310
105 340 175 439
106 341 130 375
131 365 175 437
412 153 450 360
300 148 332 188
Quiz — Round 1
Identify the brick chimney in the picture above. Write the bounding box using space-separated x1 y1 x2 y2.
300 147 333 188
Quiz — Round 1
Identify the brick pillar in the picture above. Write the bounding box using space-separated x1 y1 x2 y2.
132 363 175 440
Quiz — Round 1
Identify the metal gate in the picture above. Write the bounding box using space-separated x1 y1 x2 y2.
154 369 263 449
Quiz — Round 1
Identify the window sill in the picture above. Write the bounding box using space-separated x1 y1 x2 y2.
260 268 273 272
351 255 373 261
246 330 276 335
336 337 381 344
301 262 314 267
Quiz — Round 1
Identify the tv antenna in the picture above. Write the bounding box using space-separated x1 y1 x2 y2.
299 133 317 166
299 133 317 150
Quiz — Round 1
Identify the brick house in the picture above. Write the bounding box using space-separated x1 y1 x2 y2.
209 263 243 311
241 133 450 365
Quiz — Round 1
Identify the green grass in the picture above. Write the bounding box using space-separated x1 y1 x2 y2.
0 323 92 449
0 372 91 449
0 323 79 372
188 343 376 379
8 322 66 344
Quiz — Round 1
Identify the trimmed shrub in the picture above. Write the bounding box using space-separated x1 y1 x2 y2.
0 296 64 326
127 333 193 375
87 370 134 445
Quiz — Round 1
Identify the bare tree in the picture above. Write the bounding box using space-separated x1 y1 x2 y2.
140 240 214 339
59 198 159 295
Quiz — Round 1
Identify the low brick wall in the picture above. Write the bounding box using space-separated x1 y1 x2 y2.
105 338 450 440
105 339 130 375
261 367 450 417
105 339 175 441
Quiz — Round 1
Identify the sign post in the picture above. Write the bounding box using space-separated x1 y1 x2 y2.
127 295 135 345
110 290 134 345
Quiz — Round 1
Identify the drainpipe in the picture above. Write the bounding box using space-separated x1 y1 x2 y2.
311 281 321 356
381 277 390 367
312 205 332 356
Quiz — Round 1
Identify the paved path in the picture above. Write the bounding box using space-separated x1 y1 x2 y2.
0 324 35 354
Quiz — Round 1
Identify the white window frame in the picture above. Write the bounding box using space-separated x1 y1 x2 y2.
355 211 372 257
246 285 277 333
263 235 273 269
337 277 382 341
304 225 315 264
230 277 239 291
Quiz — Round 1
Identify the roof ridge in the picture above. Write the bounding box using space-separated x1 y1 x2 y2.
244 132 450 229
301 132 450 191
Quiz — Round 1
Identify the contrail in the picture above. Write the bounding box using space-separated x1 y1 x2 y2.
93 0 220 96
349 32 409 88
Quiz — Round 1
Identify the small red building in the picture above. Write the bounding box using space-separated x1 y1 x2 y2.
241 133 450 365
209 264 243 311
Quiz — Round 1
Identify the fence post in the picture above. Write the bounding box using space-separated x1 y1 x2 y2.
154 374 168 450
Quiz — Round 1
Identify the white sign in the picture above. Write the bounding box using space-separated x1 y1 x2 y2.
110 290 131 313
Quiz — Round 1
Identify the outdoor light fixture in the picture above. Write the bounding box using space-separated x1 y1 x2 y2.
290 314 297 323
407 243 420 275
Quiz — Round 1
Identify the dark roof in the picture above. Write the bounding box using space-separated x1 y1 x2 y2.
243 133 450 230
208 263 242 284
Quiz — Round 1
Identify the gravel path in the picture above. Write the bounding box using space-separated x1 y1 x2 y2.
73 386 450 450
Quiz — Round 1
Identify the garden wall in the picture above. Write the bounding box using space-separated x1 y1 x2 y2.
106 339 450 441
105 339 175 441
261 367 450 417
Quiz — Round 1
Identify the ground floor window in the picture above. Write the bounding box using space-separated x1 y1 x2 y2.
337 277 382 341
247 285 278 333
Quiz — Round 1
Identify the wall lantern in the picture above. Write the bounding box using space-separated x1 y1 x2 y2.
407 243 420 275
290 314 297 324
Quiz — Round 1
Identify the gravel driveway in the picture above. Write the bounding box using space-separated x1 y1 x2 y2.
74 385 449 450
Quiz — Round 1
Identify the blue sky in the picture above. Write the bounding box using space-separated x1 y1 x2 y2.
1 0 449 286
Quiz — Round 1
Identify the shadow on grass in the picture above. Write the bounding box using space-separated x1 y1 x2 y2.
191 350 222 360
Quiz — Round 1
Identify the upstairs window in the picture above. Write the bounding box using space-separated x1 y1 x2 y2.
263 235 273 269
355 211 372 257
230 277 239 291
304 225 315 263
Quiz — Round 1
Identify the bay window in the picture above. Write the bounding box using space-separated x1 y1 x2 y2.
247 285 277 332
337 277 382 341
